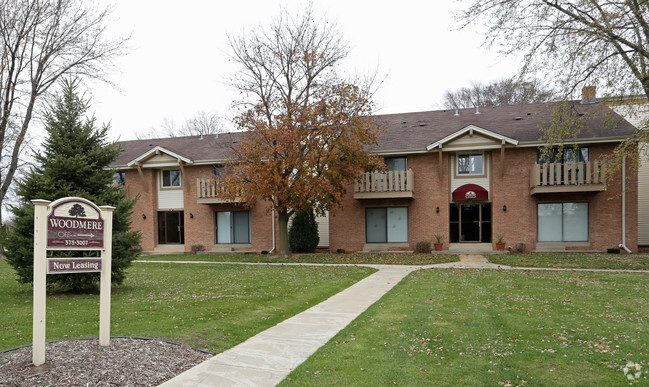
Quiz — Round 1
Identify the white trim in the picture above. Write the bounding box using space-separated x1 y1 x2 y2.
126 146 193 168
516 137 629 147
426 125 519 151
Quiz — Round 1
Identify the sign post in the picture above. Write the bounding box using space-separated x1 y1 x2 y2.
32 197 113 366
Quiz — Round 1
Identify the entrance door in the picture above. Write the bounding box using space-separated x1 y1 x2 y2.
450 203 491 243
158 211 185 244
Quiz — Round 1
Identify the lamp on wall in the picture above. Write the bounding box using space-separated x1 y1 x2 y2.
142 214 147 220
190 213 194 219
502 205 507 212
436 207 439 214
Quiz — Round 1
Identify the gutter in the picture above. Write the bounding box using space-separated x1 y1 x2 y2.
269 206 276 254
619 155 632 253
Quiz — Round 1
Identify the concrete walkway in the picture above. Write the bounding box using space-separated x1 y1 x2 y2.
432 254 511 269
160 265 418 387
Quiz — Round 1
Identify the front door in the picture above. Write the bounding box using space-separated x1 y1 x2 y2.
158 211 185 244
450 203 491 243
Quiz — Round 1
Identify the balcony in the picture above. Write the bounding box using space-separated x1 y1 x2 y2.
196 178 244 204
530 161 606 194
354 169 414 199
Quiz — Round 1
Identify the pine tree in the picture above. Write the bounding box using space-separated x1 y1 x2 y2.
3 79 141 291
289 212 320 253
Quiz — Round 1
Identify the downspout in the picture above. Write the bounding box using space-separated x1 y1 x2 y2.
619 156 632 253
269 206 276 254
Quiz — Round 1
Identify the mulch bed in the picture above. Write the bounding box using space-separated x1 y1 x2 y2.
0 337 212 386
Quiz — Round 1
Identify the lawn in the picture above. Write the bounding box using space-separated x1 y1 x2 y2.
137 252 459 266
489 252 649 270
0 259 374 353
281 269 649 386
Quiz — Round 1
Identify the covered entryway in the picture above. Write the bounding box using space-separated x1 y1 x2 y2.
449 203 492 243
158 211 185 244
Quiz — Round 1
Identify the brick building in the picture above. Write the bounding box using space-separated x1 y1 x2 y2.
111 99 638 254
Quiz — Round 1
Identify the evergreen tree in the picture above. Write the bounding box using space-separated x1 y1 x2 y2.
289 212 320 253
3 79 141 291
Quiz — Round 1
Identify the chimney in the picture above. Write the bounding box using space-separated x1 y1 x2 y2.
581 86 597 104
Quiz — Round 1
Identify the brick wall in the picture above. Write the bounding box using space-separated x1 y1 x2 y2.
330 145 638 253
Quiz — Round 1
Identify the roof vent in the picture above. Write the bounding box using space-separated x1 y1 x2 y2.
454 109 459 117
402 121 407 124
515 117 523 120
215 133 219 139
475 106 481 115
148 143 153 147
527 112 531 116
200 134 204 140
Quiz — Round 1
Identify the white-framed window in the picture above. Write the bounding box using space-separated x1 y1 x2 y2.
161 169 181 188
457 154 484 175
365 207 408 243
537 202 589 242
216 211 251 244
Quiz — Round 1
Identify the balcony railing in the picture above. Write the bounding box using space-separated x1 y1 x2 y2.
196 178 243 204
354 169 414 199
530 161 606 194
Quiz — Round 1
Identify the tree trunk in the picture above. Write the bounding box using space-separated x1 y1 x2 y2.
277 210 290 257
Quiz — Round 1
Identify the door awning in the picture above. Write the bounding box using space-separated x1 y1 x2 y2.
452 184 488 201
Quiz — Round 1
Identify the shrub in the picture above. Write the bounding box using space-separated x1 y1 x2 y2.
191 244 206 254
289 212 319 253
336 248 346 254
415 241 431 253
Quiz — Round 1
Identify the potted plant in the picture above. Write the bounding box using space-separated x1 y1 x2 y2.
495 235 506 251
433 234 444 251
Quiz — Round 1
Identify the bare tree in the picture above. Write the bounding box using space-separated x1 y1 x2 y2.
0 0 128 224
458 0 649 176
443 78 555 109
459 1 649 100
136 111 225 139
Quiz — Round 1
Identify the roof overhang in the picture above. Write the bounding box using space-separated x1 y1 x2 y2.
126 146 193 168
426 124 519 151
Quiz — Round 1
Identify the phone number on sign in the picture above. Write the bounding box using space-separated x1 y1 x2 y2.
64 239 89 246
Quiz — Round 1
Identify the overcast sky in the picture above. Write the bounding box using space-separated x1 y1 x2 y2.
89 0 521 141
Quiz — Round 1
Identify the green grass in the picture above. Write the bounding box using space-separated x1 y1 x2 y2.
0 259 374 353
489 252 649 270
137 252 459 266
281 269 649 386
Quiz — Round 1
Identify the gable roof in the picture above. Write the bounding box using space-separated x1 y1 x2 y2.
110 101 636 168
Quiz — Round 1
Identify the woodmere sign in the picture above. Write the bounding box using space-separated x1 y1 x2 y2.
32 197 115 366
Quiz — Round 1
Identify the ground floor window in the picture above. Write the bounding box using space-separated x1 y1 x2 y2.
449 203 491 243
216 211 250 244
537 202 588 242
366 207 408 243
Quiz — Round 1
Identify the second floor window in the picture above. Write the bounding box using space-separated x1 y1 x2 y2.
113 171 125 186
537 147 589 164
384 157 407 171
162 170 181 188
457 154 484 175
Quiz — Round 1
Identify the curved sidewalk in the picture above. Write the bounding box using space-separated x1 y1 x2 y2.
160 265 418 387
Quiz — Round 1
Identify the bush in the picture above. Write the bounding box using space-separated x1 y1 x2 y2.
415 241 431 253
191 244 206 254
336 248 346 254
289 212 319 253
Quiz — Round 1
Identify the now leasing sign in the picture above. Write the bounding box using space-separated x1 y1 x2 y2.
47 258 102 274
32 197 115 366
47 198 104 250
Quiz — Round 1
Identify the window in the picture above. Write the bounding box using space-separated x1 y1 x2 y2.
384 157 407 171
538 203 588 242
365 207 408 243
113 172 125 186
213 165 225 177
537 147 589 163
162 170 181 188
216 211 250 244
457 154 484 175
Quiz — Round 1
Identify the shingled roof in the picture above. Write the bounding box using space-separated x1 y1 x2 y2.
110 101 636 167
